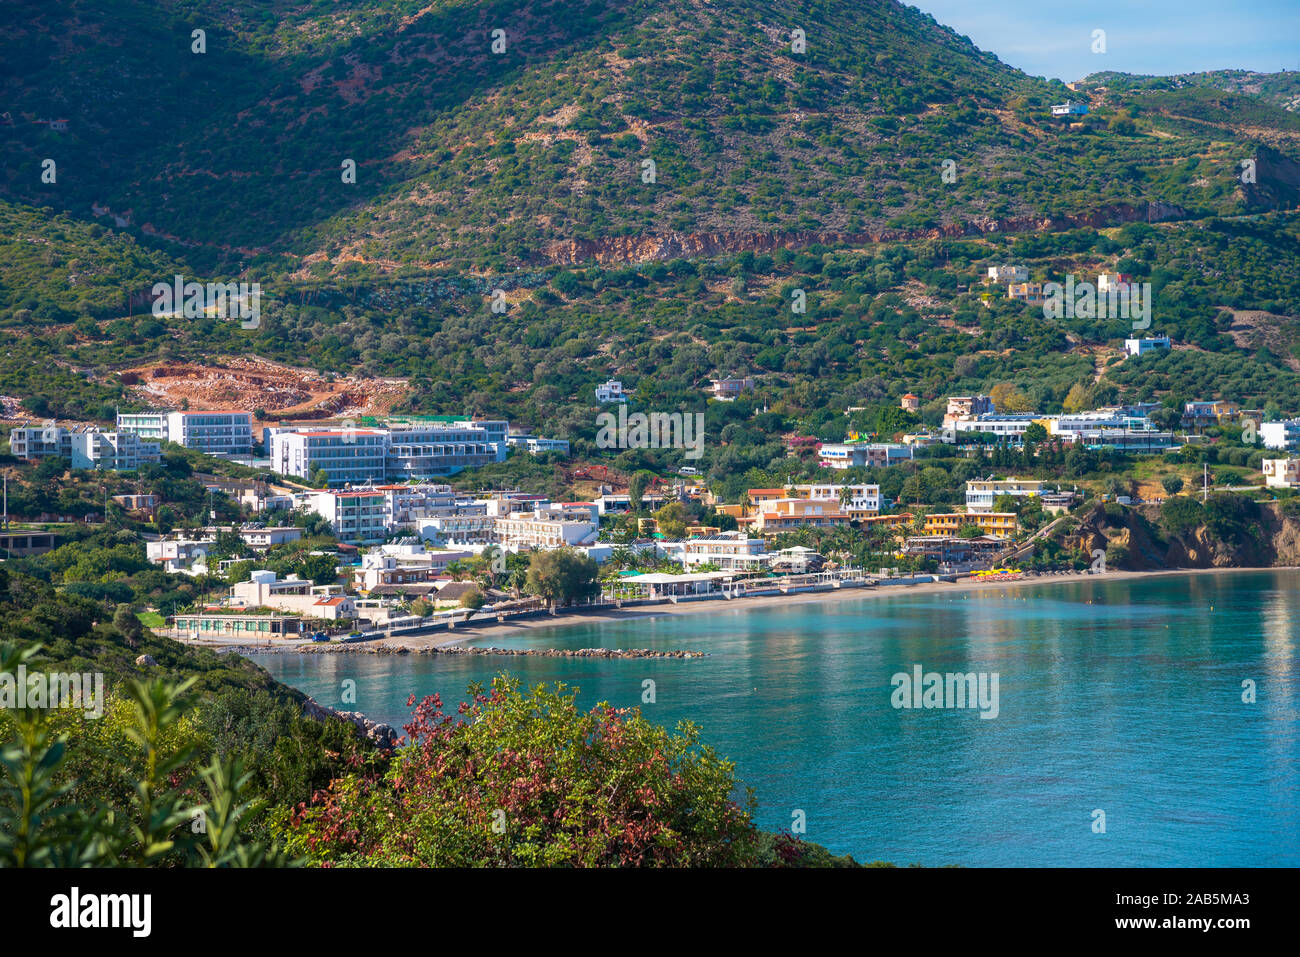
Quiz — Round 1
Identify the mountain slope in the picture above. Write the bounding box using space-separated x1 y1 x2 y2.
3 0 1297 277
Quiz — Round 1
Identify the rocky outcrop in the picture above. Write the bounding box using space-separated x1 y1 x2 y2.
1063 500 1295 569
544 203 1188 265
301 696 399 749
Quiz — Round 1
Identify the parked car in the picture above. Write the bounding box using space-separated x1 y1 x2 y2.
310 631 329 643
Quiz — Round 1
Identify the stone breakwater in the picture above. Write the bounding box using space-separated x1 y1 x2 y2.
232 644 707 659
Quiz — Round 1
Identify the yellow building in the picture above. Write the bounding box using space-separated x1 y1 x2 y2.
685 525 722 538
1007 282 1045 303
922 512 1018 539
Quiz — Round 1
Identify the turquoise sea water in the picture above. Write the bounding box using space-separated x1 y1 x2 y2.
249 570 1299 866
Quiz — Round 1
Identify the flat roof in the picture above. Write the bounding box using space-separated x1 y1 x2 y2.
625 571 735 584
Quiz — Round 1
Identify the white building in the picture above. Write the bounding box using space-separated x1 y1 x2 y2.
966 478 1047 513
660 534 768 572
507 435 571 457
418 513 498 545
1261 420 1300 452
272 429 388 485
298 489 389 543
117 410 254 456
384 424 500 478
10 425 159 470
494 505 599 549
9 425 73 460
69 430 161 470
269 423 499 485
986 265 1028 284
146 539 212 575
950 414 1041 444
1262 459 1300 488
594 492 672 514
818 443 913 469
1125 336 1171 356
229 570 355 621
353 541 475 591
790 483 881 518
595 379 627 403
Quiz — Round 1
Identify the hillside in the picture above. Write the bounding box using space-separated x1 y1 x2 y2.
1 1 1299 473
3 0 1299 281
1080 69 1300 113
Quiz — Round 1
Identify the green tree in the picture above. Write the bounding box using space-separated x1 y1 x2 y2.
525 549 600 608
653 501 690 538
1023 422 1049 444
113 603 144 648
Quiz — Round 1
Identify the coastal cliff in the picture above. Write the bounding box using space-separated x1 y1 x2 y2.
1062 497 1300 570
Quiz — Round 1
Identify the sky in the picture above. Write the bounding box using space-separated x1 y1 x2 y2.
908 1 1300 82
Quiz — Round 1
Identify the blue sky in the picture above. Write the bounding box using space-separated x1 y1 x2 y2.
908 1 1300 82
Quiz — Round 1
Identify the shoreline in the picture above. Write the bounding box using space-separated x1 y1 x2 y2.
234 565 1285 655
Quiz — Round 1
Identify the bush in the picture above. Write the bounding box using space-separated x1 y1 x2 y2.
279 677 760 867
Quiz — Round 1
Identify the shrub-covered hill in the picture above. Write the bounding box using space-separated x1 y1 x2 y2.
1081 69 1300 114
2 0 1298 279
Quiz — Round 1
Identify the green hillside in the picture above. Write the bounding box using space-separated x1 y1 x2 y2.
3 0 1297 280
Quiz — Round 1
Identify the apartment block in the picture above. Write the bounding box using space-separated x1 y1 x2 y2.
270 423 497 484
417 513 498 544
494 505 599 549
790 483 881 518
753 499 851 535
9 425 73 459
270 428 386 484
300 489 389 543
116 410 254 456
922 512 1018 538
943 395 995 428
966 479 1046 512
660 534 768 571
384 424 499 478
9 424 159 470
69 431 161 470
1261 419 1300 451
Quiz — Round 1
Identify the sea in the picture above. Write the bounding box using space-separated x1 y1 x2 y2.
248 569 1300 866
